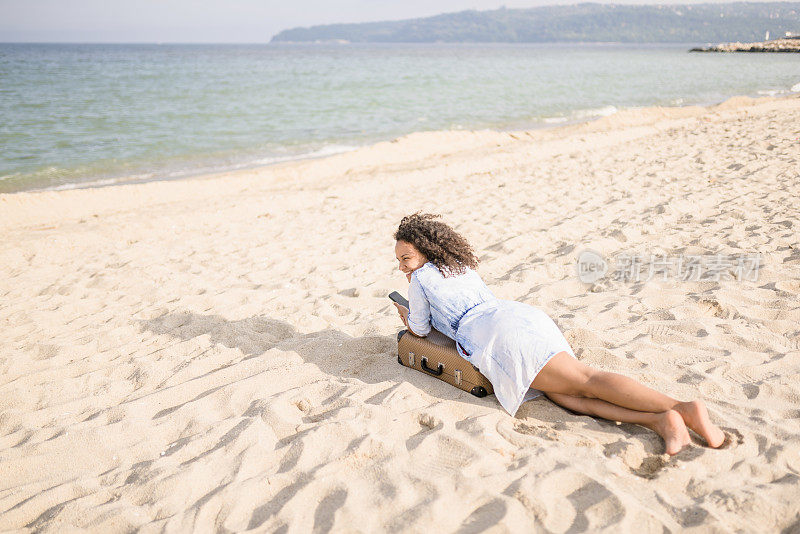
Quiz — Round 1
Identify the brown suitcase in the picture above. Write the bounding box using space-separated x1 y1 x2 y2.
396 327 494 398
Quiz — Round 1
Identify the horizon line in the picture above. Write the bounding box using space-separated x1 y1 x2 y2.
0 40 719 45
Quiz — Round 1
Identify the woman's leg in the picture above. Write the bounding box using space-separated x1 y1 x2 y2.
532 352 725 447
544 391 691 455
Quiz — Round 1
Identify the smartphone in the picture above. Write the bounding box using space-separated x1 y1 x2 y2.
388 291 409 309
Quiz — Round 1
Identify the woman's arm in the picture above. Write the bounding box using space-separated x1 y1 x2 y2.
393 303 425 337
404 275 431 337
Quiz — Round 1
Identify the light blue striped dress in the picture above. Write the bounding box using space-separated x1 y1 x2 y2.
406 261 576 417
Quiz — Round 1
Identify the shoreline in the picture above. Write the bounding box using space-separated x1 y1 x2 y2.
0 106 632 195
3 90 798 202
2 91 798 235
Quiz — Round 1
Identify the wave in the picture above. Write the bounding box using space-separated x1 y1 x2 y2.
540 105 619 126
36 143 362 193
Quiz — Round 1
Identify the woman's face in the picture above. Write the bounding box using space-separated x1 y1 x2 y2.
395 240 428 282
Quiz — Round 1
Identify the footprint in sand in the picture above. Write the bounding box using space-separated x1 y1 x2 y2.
602 438 687 479
417 412 441 431
631 455 668 479
696 298 733 318
536 469 626 531
654 491 710 528
646 324 689 344
513 421 560 441
775 280 800 294
720 427 743 449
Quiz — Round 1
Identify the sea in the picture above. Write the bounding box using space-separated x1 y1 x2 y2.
1 42 798 194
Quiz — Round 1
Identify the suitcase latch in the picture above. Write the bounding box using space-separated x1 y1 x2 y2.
454 369 462 386
408 351 415 366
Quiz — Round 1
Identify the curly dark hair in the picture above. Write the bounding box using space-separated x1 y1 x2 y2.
394 212 479 277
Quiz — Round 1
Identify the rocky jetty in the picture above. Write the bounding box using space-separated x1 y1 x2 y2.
690 37 800 52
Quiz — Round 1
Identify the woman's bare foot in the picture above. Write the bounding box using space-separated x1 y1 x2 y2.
649 410 691 456
674 400 725 448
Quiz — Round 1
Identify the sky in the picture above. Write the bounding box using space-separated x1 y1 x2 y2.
0 0 790 43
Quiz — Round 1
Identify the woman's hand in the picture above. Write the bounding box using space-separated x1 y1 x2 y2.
393 302 409 327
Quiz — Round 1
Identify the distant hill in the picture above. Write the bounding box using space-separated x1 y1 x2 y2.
270 2 800 43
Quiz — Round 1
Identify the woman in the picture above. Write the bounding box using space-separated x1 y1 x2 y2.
392 212 726 456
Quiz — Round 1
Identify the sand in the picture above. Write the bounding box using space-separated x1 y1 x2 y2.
1 94 799 533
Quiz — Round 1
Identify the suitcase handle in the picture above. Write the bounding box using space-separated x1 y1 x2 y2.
420 356 443 376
